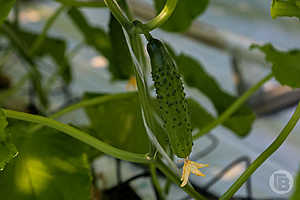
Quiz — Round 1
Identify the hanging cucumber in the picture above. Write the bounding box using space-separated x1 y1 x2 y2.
146 37 193 159
145 35 208 187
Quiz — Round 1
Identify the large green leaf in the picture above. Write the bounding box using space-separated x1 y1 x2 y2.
252 44 300 88
0 109 17 170
0 121 91 200
0 0 16 26
108 13 134 80
154 0 209 32
177 54 255 136
84 93 150 154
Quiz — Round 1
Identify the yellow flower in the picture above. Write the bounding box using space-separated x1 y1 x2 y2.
180 158 208 187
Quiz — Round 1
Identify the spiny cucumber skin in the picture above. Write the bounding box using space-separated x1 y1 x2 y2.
147 38 193 158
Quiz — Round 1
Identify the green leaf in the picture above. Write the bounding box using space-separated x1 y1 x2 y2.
271 0 300 19
0 0 16 26
177 54 255 137
1 23 49 108
0 142 17 171
2 22 72 84
68 8 134 80
84 93 150 154
0 109 8 134
0 109 18 170
291 168 300 200
67 8 111 59
188 98 254 136
0 121 91 200
154 0 209 32
188 98 215 130
251 44 300 88
108 13 134 80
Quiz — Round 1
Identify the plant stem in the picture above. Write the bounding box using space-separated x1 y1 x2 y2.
220 101 300 200
55 0 106 7
29 5 66 56
104 0 132 30
143 0 178 31
150 163 165 200
193 72 273 140
155 159 208 200
3 109 149 164
29 92 136 133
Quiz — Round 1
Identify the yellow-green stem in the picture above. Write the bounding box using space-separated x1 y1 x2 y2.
143 0 178 31
150 163 165 200
220 102 300 199
29 92 136 133
4 108 149 164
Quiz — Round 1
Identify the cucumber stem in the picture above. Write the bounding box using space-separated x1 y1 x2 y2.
143 0 178 31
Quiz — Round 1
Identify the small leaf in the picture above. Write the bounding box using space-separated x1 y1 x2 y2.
0 121 91 200
251 43 300 88
154 0 209 32
177 54 255 137
0 0 16 26
84 93 150 154
108 13 134 80
0 109 18 170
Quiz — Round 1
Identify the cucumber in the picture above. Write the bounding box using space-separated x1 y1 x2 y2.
147 37 193 158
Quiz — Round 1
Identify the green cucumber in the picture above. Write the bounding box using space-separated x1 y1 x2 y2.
147 37 193 158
